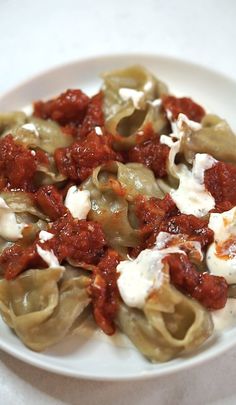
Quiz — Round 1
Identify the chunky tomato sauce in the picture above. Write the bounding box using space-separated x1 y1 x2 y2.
165 254 228 310
47 213 107 264
35 185 67 220
88 249 121 335
0 135 48 191
132 194 213 253
162 95 205 122
205 161 236 210
77 92 104 138
61 92 105 139
34 89 90 126
160 214 214 249
128 136 169 178
0 243 43 280
55 130 123 182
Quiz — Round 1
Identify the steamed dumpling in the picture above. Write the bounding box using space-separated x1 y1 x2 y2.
82 161 163 255
102 65 169 148
116 264 213 362
0 267 91 351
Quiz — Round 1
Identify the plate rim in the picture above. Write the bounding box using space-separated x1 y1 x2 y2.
0 53 236 381
0 329 235 381
1 52 236 102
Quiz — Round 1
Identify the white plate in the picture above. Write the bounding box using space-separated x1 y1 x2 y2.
0 54 236 381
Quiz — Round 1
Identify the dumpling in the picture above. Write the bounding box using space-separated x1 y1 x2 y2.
0 267 91 351
0 111 27 134
102 65 169 150
182 114 236 165
82 161 163 255
1 116 73 155
116 263 213 362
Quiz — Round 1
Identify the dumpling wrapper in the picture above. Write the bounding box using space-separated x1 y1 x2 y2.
0 191 48 221
102 65 169 150
1 116 73 155
82 161 163 255
0 268 91 351
0 111 27 133
116 264 213 362
0 113 69 186
182 114 236 165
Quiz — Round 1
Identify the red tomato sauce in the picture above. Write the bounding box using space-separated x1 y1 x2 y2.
35 185 67 220
165 253 228 310
1 213 107 280
0 135 48 191
61 92 105 139
88 249 121 335
34 89 90 126
205 161 236 209
54 130 123 182
133 194 213 253
128 135 170 178
77 92 104 138
46 213 107 264
160 214 214 249
162 95 205 122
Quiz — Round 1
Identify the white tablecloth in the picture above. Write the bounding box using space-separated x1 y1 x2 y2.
0 1 236 403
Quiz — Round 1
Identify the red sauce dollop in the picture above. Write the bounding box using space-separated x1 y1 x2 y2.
78 92 104 138
160 214 214 249
35 185 67 220
128 136 169 178
162 95 205 122
165 253 228 310
88 249 121 335
0 135 47 191
54 130 123 182
34 89 90 126
1 213 107 280
133 193 213 258
47 213 106 264
205 161 236 210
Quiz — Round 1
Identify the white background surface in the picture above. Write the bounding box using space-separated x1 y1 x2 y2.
0 0 236 404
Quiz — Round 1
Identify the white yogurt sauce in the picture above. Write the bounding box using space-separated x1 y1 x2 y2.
64 186 91 220
170 153 216 217
147 98 162 108
119 88 145 109
117 232 185 309
94 126 103 135
160 112 202 176
21 105 33 115
204 207 236 330
213 299 236 331
0 197 27 241
207 207 236 283
39 230 54 244
160 113 215 218
36 245 61 268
